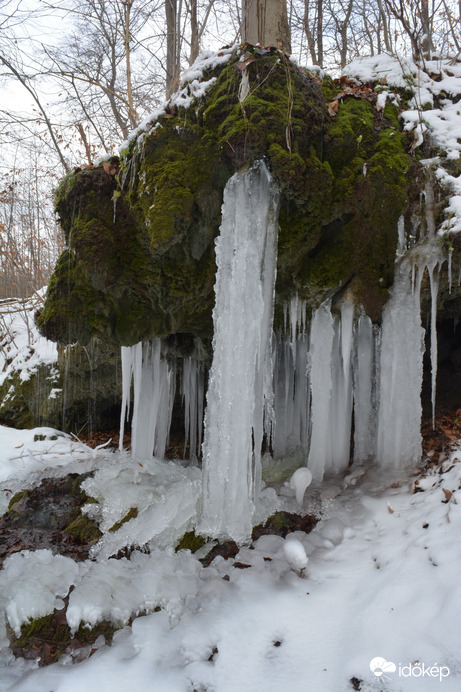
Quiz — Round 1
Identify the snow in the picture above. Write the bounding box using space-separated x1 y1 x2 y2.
0 426 105 500
1 550 80 636
1 424 461 691
289 467 312 504
0 291 58 386
283 537 308 573
115 46 236 158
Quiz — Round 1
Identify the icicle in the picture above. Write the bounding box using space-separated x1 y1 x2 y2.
428 261 441 429
423 181 436 239
181 356 205 460
199 161 280 543
120 339 176 460
119 345 134 452
325 301 354 474
397 215 406 256
307 301 334 480
448 249 452 294
352 313 377 463
238 70 250 102
376 259 425 467
272 297 309 459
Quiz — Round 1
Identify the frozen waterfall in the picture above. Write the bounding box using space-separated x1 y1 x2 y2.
199 161 280 543
117 168 447 545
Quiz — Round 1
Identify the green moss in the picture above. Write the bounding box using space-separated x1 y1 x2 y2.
13 613 68 651
175 530 206 553
11 612 120 664
318 73 341 101
38 48 420 348
109 506 138 532
7 489 30 512
382 101 401 129
64 514 102 542
325 97 375 181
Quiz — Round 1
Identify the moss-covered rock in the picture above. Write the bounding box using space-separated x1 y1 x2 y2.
64 514 102 543
37 47 422 347
175 530 206 553
108 507 139 533
9 611 120 665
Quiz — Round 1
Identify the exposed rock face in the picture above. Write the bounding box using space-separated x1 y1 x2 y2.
36 47 459 349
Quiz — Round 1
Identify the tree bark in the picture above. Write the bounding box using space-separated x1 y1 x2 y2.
190 0 199 64
166 0 179 97
242 0 292 52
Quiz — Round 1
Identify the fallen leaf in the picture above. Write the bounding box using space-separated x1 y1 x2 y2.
442 488 453 502
236 57 255 71
102 161 117 176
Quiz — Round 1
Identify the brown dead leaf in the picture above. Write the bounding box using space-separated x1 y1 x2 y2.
439 424 459 441
236 57 255 71
102 161 117 176
327 100 338 117
442 488 453 502
387 504 394 513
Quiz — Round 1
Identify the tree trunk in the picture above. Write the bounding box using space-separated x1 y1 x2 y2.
242 0 292 53
166 0 179 97
317 0 323 66
190 0 200 64
420 0 433 58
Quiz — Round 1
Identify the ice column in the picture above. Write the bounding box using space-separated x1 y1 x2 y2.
119 339 176 460
199 161 280 543
272 298 310 459
376 259 426 467
325 300 354 474
352 313 378 463
181 356 205 460
307 301 335 480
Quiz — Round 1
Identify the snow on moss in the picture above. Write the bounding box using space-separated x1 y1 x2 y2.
344 54 461 235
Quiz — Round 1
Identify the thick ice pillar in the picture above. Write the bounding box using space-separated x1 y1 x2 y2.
199 161 279 543
376 260 426 467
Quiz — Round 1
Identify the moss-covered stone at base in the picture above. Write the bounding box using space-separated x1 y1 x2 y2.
252 511 319 540
109 506 139 533
64 514 102 543
7 489 31 512
175 530 206 553
9 612 120 666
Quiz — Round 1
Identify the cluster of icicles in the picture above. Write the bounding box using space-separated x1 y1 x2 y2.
119 161 445 543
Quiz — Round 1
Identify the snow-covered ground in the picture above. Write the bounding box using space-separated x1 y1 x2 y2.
0 424 460 692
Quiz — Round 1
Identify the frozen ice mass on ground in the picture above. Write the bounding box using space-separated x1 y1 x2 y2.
1 426 461 691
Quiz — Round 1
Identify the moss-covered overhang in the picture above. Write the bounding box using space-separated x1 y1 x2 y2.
37 47 418 347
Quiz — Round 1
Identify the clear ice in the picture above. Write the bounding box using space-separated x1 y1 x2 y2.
199 160 280 543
